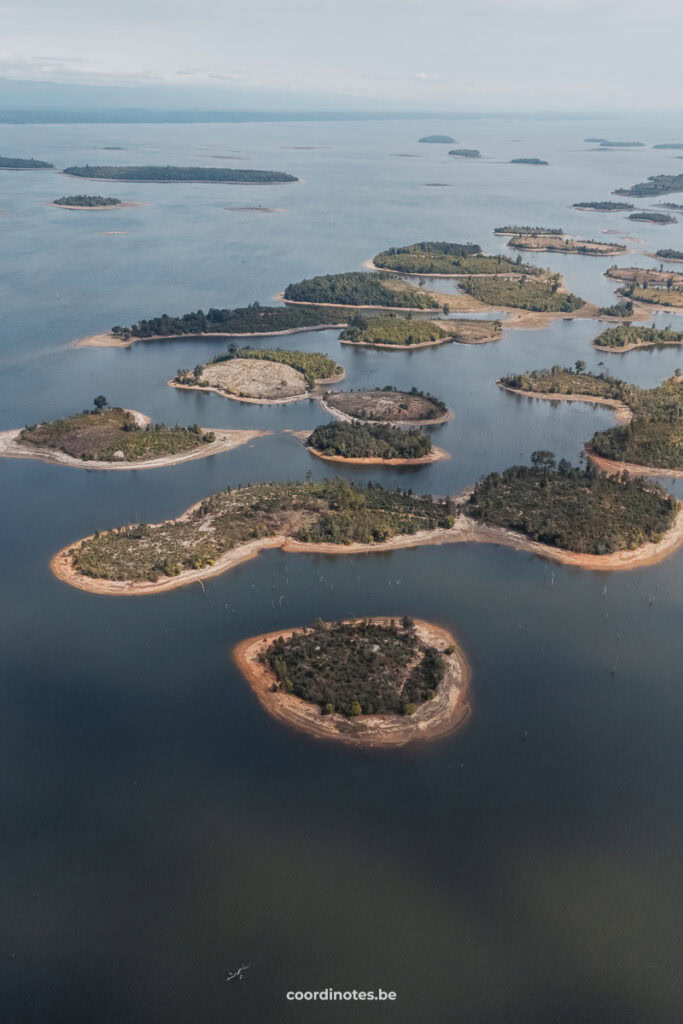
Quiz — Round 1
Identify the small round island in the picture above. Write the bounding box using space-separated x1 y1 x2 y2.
234 617 470 747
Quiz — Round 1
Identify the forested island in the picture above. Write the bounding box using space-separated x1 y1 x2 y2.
653 144 683 149
0 400 263 469
500 365 637 406
282 271 440 309
494 226 564 236
372 241 540 276
466 456 677 554
597 300 634 318
655 202 683 210
174 346 343 403
235 617 469 747
449 149 480 158
54 195 122 208
597 141 644 148
459 275 584 312
321 386 449 424
615 174 683 198
418 135 455 143
94 303 348 346
305 421 438 463
510 158 548 165
63 165 298 183
655 249 683 261
629 211 676 224
339 315 501 348
0 156 53 168
508 234 626 256
593 324 683 351
572 201 634 211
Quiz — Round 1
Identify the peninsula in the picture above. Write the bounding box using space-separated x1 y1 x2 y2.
0 156 53 168
51 470 683 598
78 303 349 348
303 421 446 465
320 386 450 425
173 346 343 404
371 241 541 276
63 165 298 183
653 249 683 262
234 617 470 747
615 174 683 198
0 401 267 470
592 324 683 352
339 315 502 348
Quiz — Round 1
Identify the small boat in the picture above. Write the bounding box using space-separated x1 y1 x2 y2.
226 963 251 983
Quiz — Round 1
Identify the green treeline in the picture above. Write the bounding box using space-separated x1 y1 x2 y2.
615 174 683 197
653 144 683 149
19 406 214 462
112 303 347 340
210 345 342 384
593 325 683 349
449 149 480 158
307 421 432 460
598 141 644 147
494 225 564 235
374 241 540 276
629 212 676 224
263 618 446 717
592 376 683 470
510 158 548 165
467 456 677 554
63 165 298 182
340 315 449 346
597 300 634 317
572 201 634 211
71 479 457 582
0 156 53 168
500 366 638 403
459 275 584 312
55 195 121 206
656 249 683 260
418 135 455 143
283 272 439 309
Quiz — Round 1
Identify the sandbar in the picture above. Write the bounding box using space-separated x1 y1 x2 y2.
233 618 471 748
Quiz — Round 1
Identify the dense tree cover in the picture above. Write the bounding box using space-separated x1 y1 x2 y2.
615 174 683 197
656 249 683 260
459 275 584 312
209 345 341 385
54 195 121 206
510 158 548 165
340 315 449 346
0 156 53 168
494 225 564 235
597 300 634 317
466 456 677 554
283 272 440 309
71 480 456 582
593 325 683 349
63 165 298 182
263 618 446 717
500 365 638 403
653 144 683 149
418 135 455 143
112 302 347 340
449 149 480 158
592 376 683 470
374 241 540 276
19 406 214 462
572 201 634 210
307 421 432 460
656 202 683 210
629 212 677 224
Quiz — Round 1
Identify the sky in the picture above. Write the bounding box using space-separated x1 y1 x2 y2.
1 0 682 111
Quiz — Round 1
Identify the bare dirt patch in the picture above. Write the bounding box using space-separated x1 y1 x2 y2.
321 389 450 425
201 359 308 400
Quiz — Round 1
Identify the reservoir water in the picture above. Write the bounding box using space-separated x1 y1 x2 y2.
1 115 682 1023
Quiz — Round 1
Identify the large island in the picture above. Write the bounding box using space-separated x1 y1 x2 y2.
370 240 541 276
63 165 298 183
234 617 470 748
0 155 53 168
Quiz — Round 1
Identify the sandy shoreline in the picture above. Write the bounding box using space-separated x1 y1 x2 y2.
593 336 683 353
497 383 633 424
0 422 271 471
50 503 683 598
302 438 450 466
586 446 683 479
233 618 471 749
75 323 348 349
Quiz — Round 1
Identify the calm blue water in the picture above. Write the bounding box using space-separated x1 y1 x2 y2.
1 116 682 1024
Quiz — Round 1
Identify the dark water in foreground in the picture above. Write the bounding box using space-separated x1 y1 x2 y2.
1 116 682 1023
